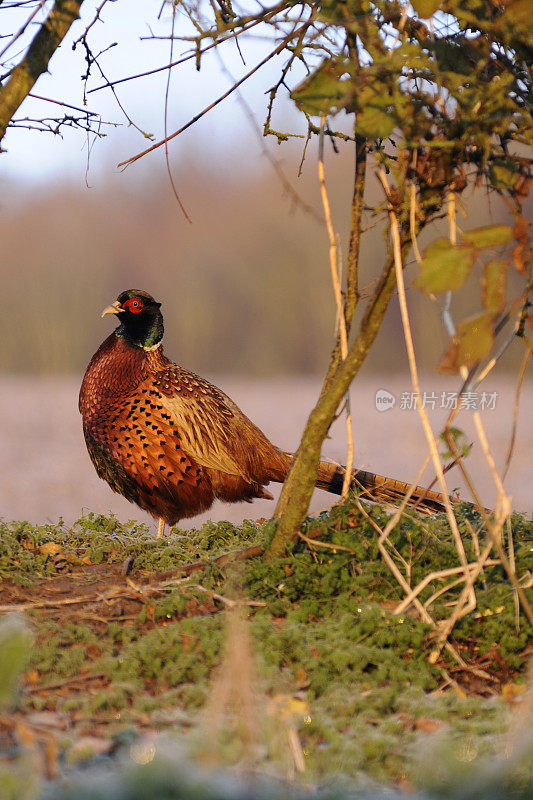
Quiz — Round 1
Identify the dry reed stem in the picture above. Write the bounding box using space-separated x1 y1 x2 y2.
378 169 474 603
506 516 520 632
424 576 474 610
371 174 530 657
503 345 532 481
429 540 499 662
377 454 432 546
199 604 258 768
448 191 457 245
464 517 482 563
439 196 532 625
163 1 191 222
319 117 354 498
352 495 491 678
394 555 500 615
287 726 306 773
419 193 533 651
360 452 433 580
443 430 533 626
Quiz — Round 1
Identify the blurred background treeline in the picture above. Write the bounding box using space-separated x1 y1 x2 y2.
1 140 528 378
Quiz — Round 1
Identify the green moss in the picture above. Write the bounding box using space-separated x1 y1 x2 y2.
2 501 532 787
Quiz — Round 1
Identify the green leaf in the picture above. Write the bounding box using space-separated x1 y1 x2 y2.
431 37 478 75
439 427 472 461
482 259 508 312
439 312 495 372
461 224 513 249
456 312 495 366
411 0 441 18
356 103 395 139
415 238 477 294
489 161 519 191
438 314 495 373
291 59 352 117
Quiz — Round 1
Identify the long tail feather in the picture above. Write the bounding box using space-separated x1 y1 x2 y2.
312 458 457 514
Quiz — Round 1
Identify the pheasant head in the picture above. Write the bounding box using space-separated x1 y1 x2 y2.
102 289 164 350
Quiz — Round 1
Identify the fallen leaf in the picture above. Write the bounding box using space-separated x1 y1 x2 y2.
39 543 63 558
415 717 445 734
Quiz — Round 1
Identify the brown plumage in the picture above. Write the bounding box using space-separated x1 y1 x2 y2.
79 289 453 534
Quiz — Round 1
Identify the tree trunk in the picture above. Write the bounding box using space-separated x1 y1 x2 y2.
321 133 367 393
267 238 406 558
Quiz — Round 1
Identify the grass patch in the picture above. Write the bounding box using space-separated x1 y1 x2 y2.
0 498 531 791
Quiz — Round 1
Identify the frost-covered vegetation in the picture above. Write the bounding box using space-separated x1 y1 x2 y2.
0 500 532 798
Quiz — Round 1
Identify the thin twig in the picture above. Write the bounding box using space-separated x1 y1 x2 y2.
163 0 191 223
0 0 47 61
213 48 322 223
437 272 533 629
27 92 98 116
71 0 111 46
0 586 137 613
506 516 519 633
394 556 500 615
298 531 357 554
377 168 474 612
171 544 265 576
190 584 266 608
87 5 286 94
352 495 490 679
409 180 422 264
118 28 302 169
503 344 532 481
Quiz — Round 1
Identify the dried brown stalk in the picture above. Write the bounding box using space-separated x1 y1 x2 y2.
318 117 354 498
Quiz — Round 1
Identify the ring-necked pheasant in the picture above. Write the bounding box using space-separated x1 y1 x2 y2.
79 289 452 538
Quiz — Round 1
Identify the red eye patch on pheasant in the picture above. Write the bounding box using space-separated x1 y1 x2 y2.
122 297 144 313
80 289 457 539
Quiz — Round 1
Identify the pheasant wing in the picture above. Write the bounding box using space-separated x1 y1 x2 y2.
153 366 251 479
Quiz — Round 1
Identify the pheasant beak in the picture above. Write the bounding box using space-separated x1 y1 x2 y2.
101 300 123 318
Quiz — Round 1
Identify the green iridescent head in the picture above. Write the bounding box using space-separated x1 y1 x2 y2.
101 289 164 349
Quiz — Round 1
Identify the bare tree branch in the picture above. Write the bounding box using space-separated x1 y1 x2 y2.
117 22 310 169
0 0 84 146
